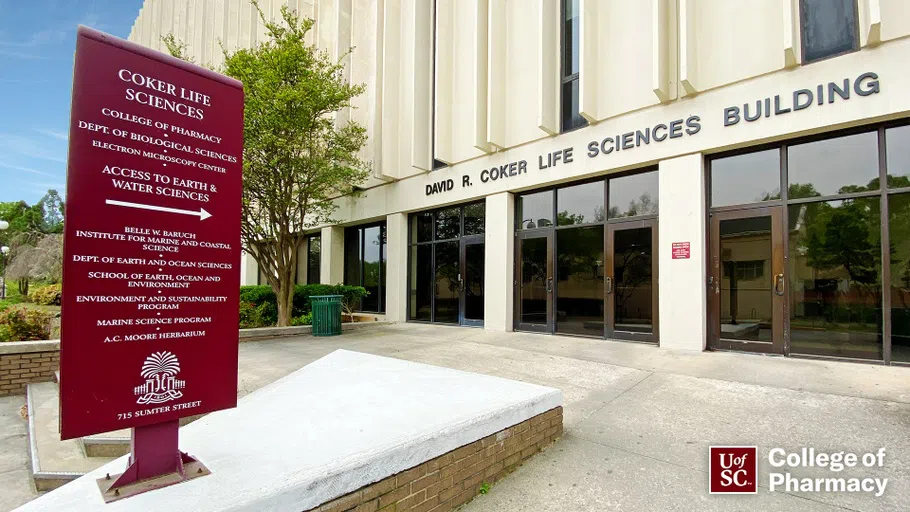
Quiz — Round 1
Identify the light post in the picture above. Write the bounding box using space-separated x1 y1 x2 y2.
0 219 8 299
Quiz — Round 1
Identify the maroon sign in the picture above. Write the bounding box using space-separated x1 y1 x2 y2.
709 446 758 494
60 27 243 440
671 241 690 260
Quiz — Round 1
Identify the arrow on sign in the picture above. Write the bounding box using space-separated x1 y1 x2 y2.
105 200 212 220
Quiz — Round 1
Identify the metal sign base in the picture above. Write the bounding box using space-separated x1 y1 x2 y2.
95 420 210 503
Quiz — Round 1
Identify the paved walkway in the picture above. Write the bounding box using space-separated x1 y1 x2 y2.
2 323 907 511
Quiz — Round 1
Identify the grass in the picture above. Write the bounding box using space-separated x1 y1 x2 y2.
0 280 61 315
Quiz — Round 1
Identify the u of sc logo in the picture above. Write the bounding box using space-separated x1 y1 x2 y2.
709 446 758 494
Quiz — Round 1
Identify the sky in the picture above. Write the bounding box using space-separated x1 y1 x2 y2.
0 0 143 205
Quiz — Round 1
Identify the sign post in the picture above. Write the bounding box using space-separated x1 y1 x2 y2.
61 26 243 501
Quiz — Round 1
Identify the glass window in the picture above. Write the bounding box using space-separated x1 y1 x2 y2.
362 226 382 312
518 191 554 229
890 193 910 362
344 223 386 313
800 0 858 63
344 227 361 288
561 79 586 132
608 171 659 218
409 245 432 321
435 207 460 240
561 0 586 132
788 198 882 360
612 226 654 334
434 241 460 323
306 236 321 284
463 202 485 235
556 226 604 336
711 149 781 207
557 182 604 226
788 131 879 198
562 0 579 76
886 125 910 188
411 212 433 243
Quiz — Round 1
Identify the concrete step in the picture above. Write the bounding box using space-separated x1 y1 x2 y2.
25 383 122 491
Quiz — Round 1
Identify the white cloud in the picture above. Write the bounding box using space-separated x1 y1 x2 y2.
0 134 66 164
34 128 68 141
0 162 58 177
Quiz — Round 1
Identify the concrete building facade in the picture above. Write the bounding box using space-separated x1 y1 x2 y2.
130 0 910 365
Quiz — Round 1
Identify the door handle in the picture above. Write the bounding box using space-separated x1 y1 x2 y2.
605 277 613 294
773 273 785 296
545 277 553 293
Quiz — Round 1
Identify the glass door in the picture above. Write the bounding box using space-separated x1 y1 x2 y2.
606 220 658 342
516 232 554 333
708 207 785 354
460 238 485 326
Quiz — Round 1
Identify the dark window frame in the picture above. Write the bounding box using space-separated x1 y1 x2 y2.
407 201 486 324
706 119 910 366
306 234 321 285
560 0 587 133
344 222 387 313
799 0 860 64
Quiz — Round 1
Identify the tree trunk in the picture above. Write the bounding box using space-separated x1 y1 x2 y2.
276 274 294 327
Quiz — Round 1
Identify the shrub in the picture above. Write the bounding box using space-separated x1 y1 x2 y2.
0 306 52 341
239 301 271 329
290 312 312 326
31 284 62 306
0 324 11 342
239 284 369 322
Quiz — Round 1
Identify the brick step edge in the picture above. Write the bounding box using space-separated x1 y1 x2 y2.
307 406 564 512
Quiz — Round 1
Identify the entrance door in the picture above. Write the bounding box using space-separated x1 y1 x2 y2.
516 232 554 333
460 238 484 326
606 220 658 342
708 207 785 354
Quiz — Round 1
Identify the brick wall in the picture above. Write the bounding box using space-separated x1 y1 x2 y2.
307 406 563 512
0 341 60 397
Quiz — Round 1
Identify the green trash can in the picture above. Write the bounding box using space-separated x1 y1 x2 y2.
310 295 343 336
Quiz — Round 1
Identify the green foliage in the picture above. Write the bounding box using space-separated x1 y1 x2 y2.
0 324 10 342
30 284 62 306
290 312 312 326
165 3 370 326
479 482 491 495
0 305 51 341
239 284 367 326
239 301 271 329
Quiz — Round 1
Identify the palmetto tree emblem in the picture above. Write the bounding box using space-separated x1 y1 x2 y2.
134 351 186 405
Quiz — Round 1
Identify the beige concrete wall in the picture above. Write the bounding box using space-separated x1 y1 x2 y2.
129 0 910 335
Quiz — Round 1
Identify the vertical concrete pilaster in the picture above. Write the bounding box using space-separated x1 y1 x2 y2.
385 213 409 322
239 252 259 286
484 192 515 331
321 226 345 285
658 153 707 351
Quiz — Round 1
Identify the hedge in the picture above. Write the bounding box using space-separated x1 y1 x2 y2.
239 284 368 325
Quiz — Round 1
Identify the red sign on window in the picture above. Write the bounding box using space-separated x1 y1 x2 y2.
671 241 691 259
60 27 244 439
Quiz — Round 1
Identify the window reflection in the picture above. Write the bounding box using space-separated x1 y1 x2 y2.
518 191 554 229
788 198 882 359
556 226 604 336
788 131 878 198
886 125 910 187
435 208 460 240
608 171 659 218
889 193 910 362
557 182 604 226
711 149 781 207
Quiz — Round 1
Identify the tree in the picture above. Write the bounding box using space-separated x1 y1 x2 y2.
165 3 369 326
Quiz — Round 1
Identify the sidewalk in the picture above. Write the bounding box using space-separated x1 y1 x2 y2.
3 323 907 511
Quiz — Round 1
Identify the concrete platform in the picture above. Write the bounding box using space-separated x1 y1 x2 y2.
14 349 562 511
26 383 119 490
